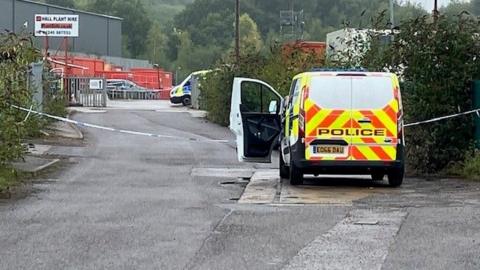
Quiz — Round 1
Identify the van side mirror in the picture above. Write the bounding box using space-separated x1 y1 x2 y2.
268 100 278 114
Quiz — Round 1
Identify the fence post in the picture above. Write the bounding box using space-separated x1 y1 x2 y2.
474 80 480 149
102 79 107 107
191 75 199 109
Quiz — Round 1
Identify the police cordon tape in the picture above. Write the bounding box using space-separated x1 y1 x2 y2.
11 105 480 140
11 105 230 143
403 108 480 127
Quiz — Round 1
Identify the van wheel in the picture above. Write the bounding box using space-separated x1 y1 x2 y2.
182 97 191 106
387 167 404 187
279 155 289 179
289 160 303 185
371 172 385 181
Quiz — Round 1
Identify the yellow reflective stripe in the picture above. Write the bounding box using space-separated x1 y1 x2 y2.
306 106 332 135
304 98 315 112
356 146 380 160
383 146 397 160
388 99 399 113
329 110 351 129
374 109 397 136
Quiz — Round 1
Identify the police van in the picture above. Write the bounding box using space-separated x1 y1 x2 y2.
229 70 405 187
170 70 213 106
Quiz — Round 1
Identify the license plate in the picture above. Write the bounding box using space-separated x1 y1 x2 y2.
312 145 346 155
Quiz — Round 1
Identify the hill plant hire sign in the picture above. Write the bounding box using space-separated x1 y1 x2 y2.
34 14 79 37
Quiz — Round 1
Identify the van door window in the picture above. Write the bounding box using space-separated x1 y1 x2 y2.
287 79 298 110
291 80 302 108
309 77 351 109
241 81 280 113
352 77 393 109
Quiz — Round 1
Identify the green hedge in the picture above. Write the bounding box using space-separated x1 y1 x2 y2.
201 46 324 126
359 14 480 173
0 32 64 167
0 32 41 165
201 14 480 175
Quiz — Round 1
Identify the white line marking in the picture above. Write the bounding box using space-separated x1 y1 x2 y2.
283 209 407 270
11 105 228 143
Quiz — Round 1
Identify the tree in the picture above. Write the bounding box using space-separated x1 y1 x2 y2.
145 22 168 66
360 14 480 173
45 0 75 8
174 31 222 77
237 13 263 55
88 0 152 58
441 0 473 15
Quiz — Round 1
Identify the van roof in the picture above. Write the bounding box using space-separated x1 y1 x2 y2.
293 71 394 80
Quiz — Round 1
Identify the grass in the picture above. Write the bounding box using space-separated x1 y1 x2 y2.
0 166 20 192
462 152 480 181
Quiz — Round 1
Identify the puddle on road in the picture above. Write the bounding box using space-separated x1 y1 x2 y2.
239 172 399 205
279 182 392 205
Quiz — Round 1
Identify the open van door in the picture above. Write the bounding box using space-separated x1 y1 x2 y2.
229 78 283 163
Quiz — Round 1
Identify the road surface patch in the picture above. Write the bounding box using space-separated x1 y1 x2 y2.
280 183 389 205
238 170 279 204
239 172 392 205
283 209 407 270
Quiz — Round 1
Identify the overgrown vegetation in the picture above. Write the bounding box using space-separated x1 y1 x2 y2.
0 32 65 191
0 166 21 192
354 13 480 174
201 46 324 126
462 152 480 180
0 32 41 166
203 11 480 176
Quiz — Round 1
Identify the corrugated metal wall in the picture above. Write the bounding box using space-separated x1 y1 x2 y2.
0 0 122 57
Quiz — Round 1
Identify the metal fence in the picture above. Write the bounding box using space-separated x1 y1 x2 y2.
66 77 107 107
108 90 161 100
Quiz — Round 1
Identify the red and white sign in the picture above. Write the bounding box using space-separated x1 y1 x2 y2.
34 14 79 37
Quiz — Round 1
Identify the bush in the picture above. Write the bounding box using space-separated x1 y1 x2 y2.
463 152 480 180
201 46 324 126
0 32 41 165
350 14 480 174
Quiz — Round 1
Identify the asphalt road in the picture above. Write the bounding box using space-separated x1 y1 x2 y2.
1 102 479 270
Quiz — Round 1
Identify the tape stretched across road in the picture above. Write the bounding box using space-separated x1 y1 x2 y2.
11 105 230 143
404 109 480 127
10 105 480 142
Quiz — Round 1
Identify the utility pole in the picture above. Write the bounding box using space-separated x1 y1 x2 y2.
235 0 240 63
433 0 439 21
389 0 395 29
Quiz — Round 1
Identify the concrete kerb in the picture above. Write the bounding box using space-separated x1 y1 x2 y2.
11 156 60 175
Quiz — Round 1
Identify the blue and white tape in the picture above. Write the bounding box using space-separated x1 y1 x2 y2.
11 105 480 140
11 105 230 143
404 108 480 127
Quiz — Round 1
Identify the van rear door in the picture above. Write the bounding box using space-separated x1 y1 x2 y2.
230 78 283 163
350 74 399 161
304 75 352 161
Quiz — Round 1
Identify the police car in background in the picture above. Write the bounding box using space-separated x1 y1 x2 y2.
229 69 405 187
170 70 213 106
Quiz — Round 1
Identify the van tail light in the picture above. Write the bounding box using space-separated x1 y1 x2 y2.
397 111 404 144
299 111 305 138
395 87 404 144
299 86 309 139
300 85 309 111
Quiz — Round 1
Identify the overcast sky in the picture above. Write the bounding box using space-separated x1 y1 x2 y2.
409 0 470 9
